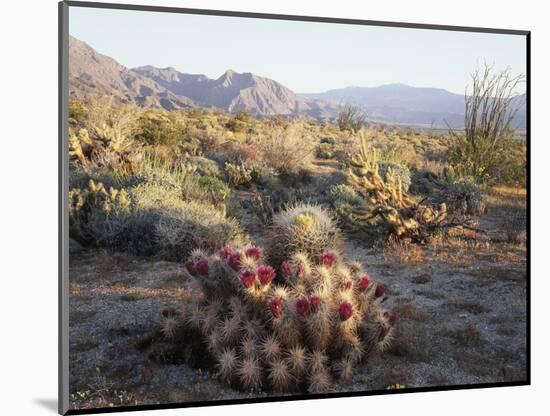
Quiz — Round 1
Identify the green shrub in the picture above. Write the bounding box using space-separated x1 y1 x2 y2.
68 100 88 127
130 157 204 201
326 184 364 208
225 115 248 133
439 175 486 215
447 136 526 186
68 180 247 261
186 156 221 178
179 137 202 156
197 176 230 205
135 112 185 146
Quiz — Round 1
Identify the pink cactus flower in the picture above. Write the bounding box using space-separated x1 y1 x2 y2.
379 324 389 340
185 260 196 276
384 311 398 326
309 295 321 313
295 297 309 317
339 300 353 321
280 261 291 279
195 258 209 276
227 252 242 271
344 281 353 290
239 270 256 288
359 275 372 290
319 251 337 268
218 245 233 258
375 283 385 298
257 265 276 285
269 297 283 318
296 265 303 279
245 246 262 261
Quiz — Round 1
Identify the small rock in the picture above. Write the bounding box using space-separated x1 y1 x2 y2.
412 274 432 284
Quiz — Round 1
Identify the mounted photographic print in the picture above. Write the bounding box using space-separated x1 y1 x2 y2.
59 1 530 414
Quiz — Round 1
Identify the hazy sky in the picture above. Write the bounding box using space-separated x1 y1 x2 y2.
69 6 527 94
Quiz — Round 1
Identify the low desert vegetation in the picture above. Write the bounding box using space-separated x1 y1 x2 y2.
68 66 527 407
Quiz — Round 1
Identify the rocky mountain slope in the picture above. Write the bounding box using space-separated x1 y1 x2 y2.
69 35 526 129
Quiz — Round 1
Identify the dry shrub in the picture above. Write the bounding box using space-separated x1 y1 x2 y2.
255 121 316 174
384 239 427 266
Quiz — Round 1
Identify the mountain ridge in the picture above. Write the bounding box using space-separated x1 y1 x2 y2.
68 35 526 129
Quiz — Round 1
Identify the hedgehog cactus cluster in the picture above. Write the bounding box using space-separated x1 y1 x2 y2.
160 207 398 393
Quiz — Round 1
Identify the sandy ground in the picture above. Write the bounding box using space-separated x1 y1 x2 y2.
68 230 527 410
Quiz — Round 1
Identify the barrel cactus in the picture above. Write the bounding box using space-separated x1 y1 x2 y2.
264 203 344 273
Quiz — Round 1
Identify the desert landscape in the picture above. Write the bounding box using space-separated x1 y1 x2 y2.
66 31 527 411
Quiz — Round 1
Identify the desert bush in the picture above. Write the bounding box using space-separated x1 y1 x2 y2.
438 174 486 215
152 201 245 262
186 156 222 178
68 180 247 261
264 203 344 269
326 184 364 208
337 104 366 133
184 124 228 152
153 243 397 393
68 100 88 127
447 136 526 186
225 112 250 133
325 184 366 230
135 112 186 146
197 176 231 206
129 156 205 201
179 136 203 156
256 122 315 174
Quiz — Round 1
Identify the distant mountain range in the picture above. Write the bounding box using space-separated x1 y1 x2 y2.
69 36 526 130
303 84 526 129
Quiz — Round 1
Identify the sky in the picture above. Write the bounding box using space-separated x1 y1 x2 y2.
69 6 527 95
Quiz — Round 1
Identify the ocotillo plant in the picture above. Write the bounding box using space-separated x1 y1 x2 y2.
160 239 397 393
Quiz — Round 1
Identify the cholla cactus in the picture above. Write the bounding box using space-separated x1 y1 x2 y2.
225 161 254 187
347 134 452 242
68 124 138 170
265 203 344 273
156 233 397 393
68 180 131 243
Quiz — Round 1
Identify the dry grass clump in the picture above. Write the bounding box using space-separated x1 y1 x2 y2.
254 121 316 174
